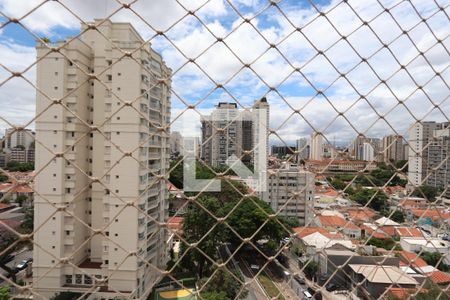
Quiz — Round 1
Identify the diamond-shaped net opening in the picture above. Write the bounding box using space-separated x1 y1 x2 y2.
0 0 449 299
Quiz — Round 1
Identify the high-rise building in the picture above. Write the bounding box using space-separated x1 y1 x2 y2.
362 142 375 161
3 127 35 164
310 132 323 160
382 135 404 162
296 138 309 162
169 131 182 157
201 102 241 167
201 98 269 167
33 20 171 298
4 127 35 150
353 135 381 161
408 121 447 187
268 163 315 226
425 127 450 197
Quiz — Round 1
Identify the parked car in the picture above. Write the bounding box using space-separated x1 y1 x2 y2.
326 283 338 292
294 274 306 284
15 258 32 271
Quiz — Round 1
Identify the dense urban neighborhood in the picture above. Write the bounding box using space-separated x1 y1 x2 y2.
0 1 449 300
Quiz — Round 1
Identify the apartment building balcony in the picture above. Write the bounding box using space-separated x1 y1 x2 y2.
78 259 102 270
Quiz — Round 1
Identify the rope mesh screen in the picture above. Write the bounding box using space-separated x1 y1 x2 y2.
0 0 449 299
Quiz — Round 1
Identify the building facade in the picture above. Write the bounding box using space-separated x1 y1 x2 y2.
425 127 450 197
268 163 315 226
201 99 269 168
382 135 404 162
408 121 448 188
296 138 310 162
362 142 375 161
169 131 182 157
33 20 171 299
4 127 35 150
310 132 323 160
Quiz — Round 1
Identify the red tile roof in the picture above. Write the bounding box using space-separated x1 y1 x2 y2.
399 198 427 208
360 225 390 239
410 209 450 219
395 227 423 238
379 226 396 236
167 216 184 232
398 251 428 268
345 208 377 222
293 227 330 238
0 183 33 193
318 215 347 227
426 270 450 284
387 288 421 299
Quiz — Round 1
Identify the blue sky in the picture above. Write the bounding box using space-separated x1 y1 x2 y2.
0 0 448 146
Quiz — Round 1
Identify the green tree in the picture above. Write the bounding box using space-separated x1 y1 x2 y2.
0 286 10 300
21 207 34 233
279 216 300 229
366 237 401 251
414 280 450 300
199 268 246 299
180 196 225 278
412 185 440 202
389 210 405 223
201 291 229 300
350 188 388 211
221 197 287 249
16 195 27 207
5 161 34 172
394 160 408 172
303 260 318 280
421 252 450 272
0 172 8 182
330 178 346 190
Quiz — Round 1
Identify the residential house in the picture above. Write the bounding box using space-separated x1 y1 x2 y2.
348 264 418 299
314 214 361 239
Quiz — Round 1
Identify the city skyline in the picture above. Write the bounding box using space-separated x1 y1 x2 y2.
0 0 448 144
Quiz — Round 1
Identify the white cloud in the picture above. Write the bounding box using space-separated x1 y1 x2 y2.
0 0 448 143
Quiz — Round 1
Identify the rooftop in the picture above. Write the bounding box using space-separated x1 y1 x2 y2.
425 270 450 285
397 251 428 268
349 264 418 285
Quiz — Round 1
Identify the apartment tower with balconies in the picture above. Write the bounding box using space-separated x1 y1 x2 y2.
33 20 171 299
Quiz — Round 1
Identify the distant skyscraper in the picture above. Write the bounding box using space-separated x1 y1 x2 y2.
4 127 35 150
201 102 241 167
201 98 269 168
382 135 404 162
425 127 449 196
170 131 182 157
310 132 323 160
296 138 309 163
408 121 447 187
33 20 171 298
362 142 375 161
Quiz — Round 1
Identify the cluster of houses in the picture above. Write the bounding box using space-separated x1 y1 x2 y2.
291 185 450 298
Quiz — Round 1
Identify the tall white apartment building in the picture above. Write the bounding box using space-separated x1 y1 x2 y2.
201 102 242 167
426 127 450 197
362 142 375 161
408 121 447 187
382 134 404 162
268 163 315 226
169 131 182 157
4 127 35 150
310 132 323 160
33 20 171 299
201 98 269 168
296 138 310 162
